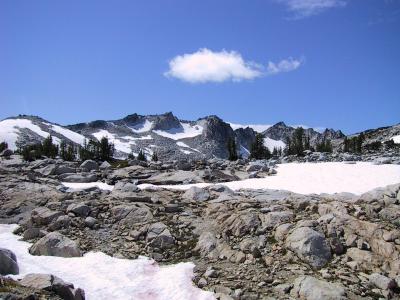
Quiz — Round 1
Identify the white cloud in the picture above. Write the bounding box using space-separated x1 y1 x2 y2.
266 57 303 75
165 48 302 83
164 48 262 83
277 0 347 18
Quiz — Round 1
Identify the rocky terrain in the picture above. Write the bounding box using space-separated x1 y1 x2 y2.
3 112 397 161
1 154 400 300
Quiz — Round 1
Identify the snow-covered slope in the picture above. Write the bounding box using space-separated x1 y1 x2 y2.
153 122 203 140
263 137 285 152
140 162 400 195
0 224 215 300
229 123 272 133
392 135 400 144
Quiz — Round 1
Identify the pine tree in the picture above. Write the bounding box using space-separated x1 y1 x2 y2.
151 152 159 162
41 135 58 158
99 137 114 161
227 137 238 161
343 137 349 152
137 149 146 161
250 133 271 160
0 141 8 152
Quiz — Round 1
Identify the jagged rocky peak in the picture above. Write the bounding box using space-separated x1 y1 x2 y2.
150 112 181 131
201 115 234 141
322 128 345 140
264 121 293 140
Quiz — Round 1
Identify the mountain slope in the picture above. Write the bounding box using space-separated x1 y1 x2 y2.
0 113 398 159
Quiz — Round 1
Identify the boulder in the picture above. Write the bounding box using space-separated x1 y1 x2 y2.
113 181 139 193
60 173 98 183
0 248 19 275
146 222 175 249
286 227 332 269
290 276 346 300
183 186 210 202
67 203 91 217
261 211 294 229
49 215 71 231
99 161 112 170
20 273 85 300
84 216 97 228
31 207 63 226
195 231 218 257
112 205 154 225
29 232 82 257
369 273 397 290
36 164 57 176
54 165 76 175
80 160 98 172
0 149 13 158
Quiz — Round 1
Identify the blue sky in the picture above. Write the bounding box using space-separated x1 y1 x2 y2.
1 0 399 134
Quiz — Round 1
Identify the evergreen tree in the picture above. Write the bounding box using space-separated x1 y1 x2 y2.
250 133 271 160
0 141 8 152
128 151 136 160
41 135 58 158
316 139 332 153
356 133 364 153
99 137 114 161
343 137 349 152
151 152 159 162
227 137 238 161
137 149 146 161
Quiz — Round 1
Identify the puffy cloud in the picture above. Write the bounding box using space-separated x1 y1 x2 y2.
266 57 303 75
276 0 347 18
165 49 303 83
164 48 262 83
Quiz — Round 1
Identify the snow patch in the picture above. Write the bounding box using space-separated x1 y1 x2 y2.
0 119 51 150
92 130 135 153
177 141 201 153
180 149 192 155
46 123 86 145
139 162 400 195
62 182 114 191
263 137 285 152
129 120 153 133
154 123 203 140
0 224 215 300
229 123 272 133
392 135 400 144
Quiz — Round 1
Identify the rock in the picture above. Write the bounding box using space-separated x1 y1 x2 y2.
20 273 85 300
146 222 175 249
112 205 154 225
54 165 76 175
84 216 97 228
183 186 210 202
36 164 57 176
23 228 47 240
286 227 332 269
29 232 82 257
275 223 294 241
261 211 294 229
0 248 19 275
67 203 91 217
60 173 98 183
113 181 139 193
195 231 218 257
369 273 397 290
99 161 111 170
246 162 268 173
31 207 63 226
49 215 71 231
0 149 13 158
80 160 98 172
290 276 346 300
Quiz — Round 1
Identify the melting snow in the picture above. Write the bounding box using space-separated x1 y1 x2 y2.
92 130 136 153
46 123 86 145
180 149 192 155
139 162 400 195
62 182 114 191
392 135 400 144
177 141 201 153
0 119 51 150
154 123 203 140
229 123 272 133
263 137 285 152
0 224 215 300
129 120 153 133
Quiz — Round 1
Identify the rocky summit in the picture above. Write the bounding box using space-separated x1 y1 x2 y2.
0 149 400 299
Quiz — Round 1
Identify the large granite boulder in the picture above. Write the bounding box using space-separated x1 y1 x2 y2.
286 227 332 269
29 232 81 257
0 248 19 275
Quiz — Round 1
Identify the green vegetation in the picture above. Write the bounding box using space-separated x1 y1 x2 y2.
227 137 238 161
250 133 271 160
